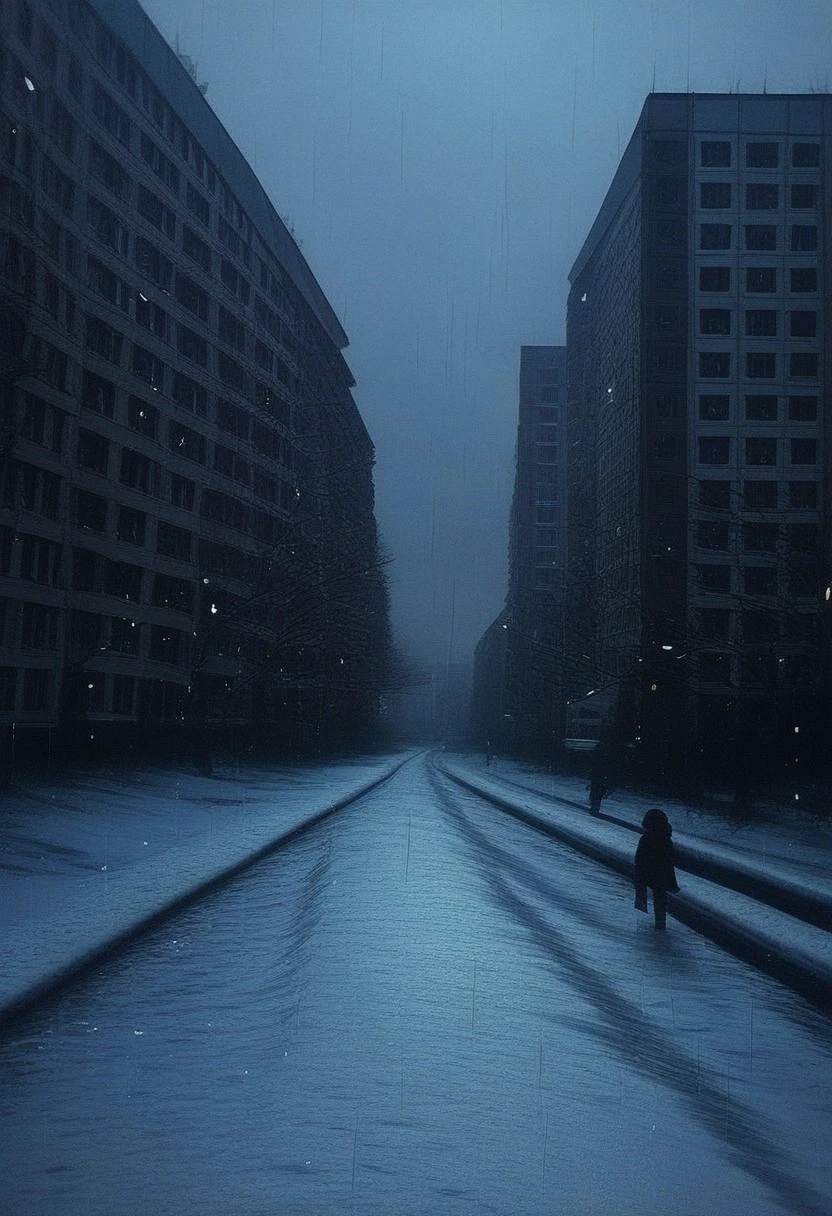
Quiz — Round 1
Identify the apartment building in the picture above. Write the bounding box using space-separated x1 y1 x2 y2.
0 0 387 755
566 94 829 774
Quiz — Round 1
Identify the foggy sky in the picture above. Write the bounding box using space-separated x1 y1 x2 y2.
140 0 832 668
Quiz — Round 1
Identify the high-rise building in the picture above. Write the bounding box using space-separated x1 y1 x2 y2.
0 0 389 758
566 94 829 776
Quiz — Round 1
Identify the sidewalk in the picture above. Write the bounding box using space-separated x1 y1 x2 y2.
0 751 415 1031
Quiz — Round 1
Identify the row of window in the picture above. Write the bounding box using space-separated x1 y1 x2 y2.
697 436 818 466
697 351 818 379
692 606 816 644
0 666 190 718
695 562 816 597
697 393 817 421
698 265 817 294
699 182 817 210
693 520 816 553
698 140 820 169
700 223 817 250
659 307 819 336
697 478 817 509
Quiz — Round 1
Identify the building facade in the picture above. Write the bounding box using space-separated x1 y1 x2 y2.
0 0 389 757
566 94 830 777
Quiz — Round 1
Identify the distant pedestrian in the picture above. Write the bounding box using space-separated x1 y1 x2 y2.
634 807 679 930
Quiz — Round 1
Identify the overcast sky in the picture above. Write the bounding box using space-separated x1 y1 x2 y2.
140 0 832 668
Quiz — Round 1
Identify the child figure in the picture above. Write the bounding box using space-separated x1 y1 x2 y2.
634 807 679 930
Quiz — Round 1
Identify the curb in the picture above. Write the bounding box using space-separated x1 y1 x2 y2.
436 759 832 1013
0 753 414 1036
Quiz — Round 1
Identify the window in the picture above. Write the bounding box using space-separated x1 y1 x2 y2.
175 272 209 321
654 434 680 462
0 667 16 712
700 309 730 335
746 142 778 168
130 344 165 391
20 534 61 586
790 438 817 465
137 184 176 239
789 523 818 554
135 295 171 343
88 139 131 200
699 607 731 640
745 310 776 338
789 561 816 599
217 399 250 440
218 352 248 392
112 675 136 715
699 352 730 378
170 474 195 510
21 602 58 651
134 237 172 292
74 489 108 532
127 396 158 439
791 225 817 252
151 573 194 613
156 521 192 562
745 225 776 250
22 669 49 711
139 132 179 193
120 447 158 493
700 223 731 250
655 260 681 289
699 436 730 465
186 183 210 226
697 564 731 592
47 96 74 157
788 481 817 509
87 255 131 311
91 82 130 146
172 372 207 416
744 566 777 594
789 352 818 380
746 352 776 379
654 392 681 419
745 184 778 209
87 194 129 257
168 420 206 464
743 480 777 509
745 267 776 294
699 480 731 508
791 184 818 209
792 143 819 168
149 625 183 665
790 268 817 293
699 266 730 292
116 504 146 546
220 258 250 304
700 182 731 208
182 225 211 272
177 324 208 367
743 612 777 645
744 395 777 421
699 395 729 420
788 396 817 422
77 428 109 475
697 521 730 550
218 306 248 352
743 522 777 552
655 347 680 373
745 438 777 466
699 653 731 682
701 141 730 167
789 311 816 338
84 313 123 364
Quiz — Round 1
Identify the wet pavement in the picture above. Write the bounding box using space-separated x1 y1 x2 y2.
1 755 830 1215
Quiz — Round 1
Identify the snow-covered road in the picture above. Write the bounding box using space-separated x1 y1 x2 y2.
1 755 830 1216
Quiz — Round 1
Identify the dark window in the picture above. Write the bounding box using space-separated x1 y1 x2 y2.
170 474 195 511
790 225 817 251
788 481 817 509
177 324 208 367
654 434 680 462
655 347 680 373
175 272 209 321
21 602 58 651
82 370 116 418
697 521 730 550
655 260 681 289
701 141 730 167
746 266 776 293
151 573 194 613
87 255 130 311
130 344 165 391
112 675 136 715
788 396 817 422
116 504 146 546
745 438 777 466
186 183 210 226
156 521 192 562
654 305 679 332
791 184 818 209
135 295 171 342
746 352 776 379
137 184 176 239
789 561 816 599
743 480 777 509
699 653 731 682
744 395 777 421
218 306 248 352
77 428 109 475
139 132 179 194
700 223 731 250
220 258 250 304
790 438 817 465
88 138 131 200
699 266 730 292
22 669 49 711
790 267 817 293
127 395 157 439
654 392 682 418
789 311 816 338
149 624 183 665
745 310 776 337
746 142 778 168
120 447 157 493
700 182 731 208
218 352 248 392
91 82 130 146
789 352 818 380
87 194 128 256
791 143 819 168
699 395 729 420
789 523 818 554
744 566 777 594
699 608 731 640
699 352 730 378
698 436 730 465
172 372 207 416
168 420 206 464
700 309 730 335
743 612 777 644
134 237 172 292
745 184 778 209
697 564 731 592
699 480 731 508
217 399 250 440
182 225 211 272
74 489 108 532
743 522 777 552
745 225 776 251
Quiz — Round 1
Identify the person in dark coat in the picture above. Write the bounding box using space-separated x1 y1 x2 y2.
634 807 679 930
